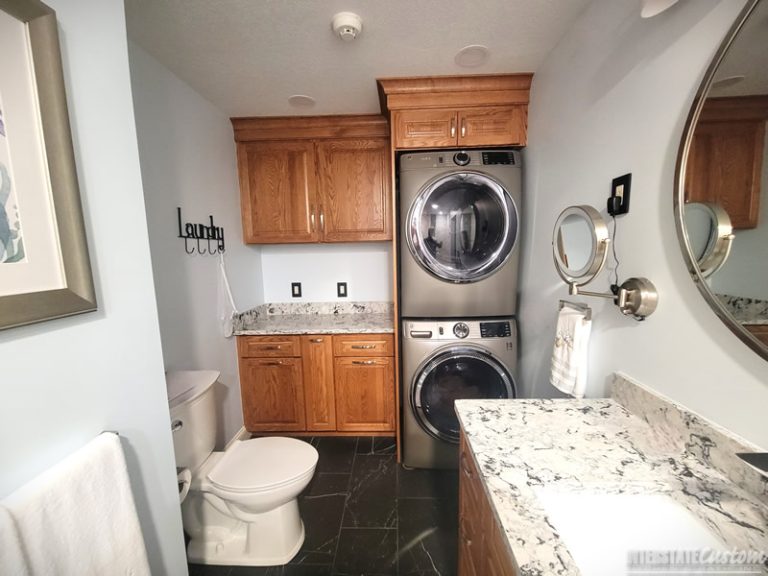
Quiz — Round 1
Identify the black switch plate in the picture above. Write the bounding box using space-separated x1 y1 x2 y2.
608 173 631 216
291 282 302 298
337 282 348 298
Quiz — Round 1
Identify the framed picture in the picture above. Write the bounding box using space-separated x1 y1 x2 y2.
0 0 96 330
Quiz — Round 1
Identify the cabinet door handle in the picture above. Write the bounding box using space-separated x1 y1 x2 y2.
310 338 324 343
311 212 316 232
460 119 466 138
320 212 325 232
450 118 456 138
352 360 380 365
460 452 473 478
351 344 376 349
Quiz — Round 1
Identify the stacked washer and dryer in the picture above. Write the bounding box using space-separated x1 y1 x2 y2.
399 149 522 468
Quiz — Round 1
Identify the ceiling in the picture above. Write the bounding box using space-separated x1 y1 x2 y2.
124 0 593 118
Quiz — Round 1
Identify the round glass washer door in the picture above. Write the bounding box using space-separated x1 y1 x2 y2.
412 347 516 443
406 171 519 283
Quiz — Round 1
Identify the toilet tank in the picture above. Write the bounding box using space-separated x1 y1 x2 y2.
165 370 219 472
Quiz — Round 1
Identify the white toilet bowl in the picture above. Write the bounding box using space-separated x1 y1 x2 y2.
182 437 318 566
165 371 319 567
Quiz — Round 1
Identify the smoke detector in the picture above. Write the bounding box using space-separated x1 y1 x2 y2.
332 12 362 42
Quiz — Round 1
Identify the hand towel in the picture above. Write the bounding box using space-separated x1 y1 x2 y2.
550 306 592 398
218 251 239 338
0 504 30 575
1 433 151 576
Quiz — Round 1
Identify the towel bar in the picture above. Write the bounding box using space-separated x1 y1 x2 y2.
559 300 592 320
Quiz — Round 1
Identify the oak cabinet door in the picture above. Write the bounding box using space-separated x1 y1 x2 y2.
458 106 526 147
393 109 458 149
316 139 392 242
237 140 319 243
301 335 336 431
240 358 306 431
334 357 395 432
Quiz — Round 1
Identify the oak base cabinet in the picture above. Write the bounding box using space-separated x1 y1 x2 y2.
459 431 517 576
238 333 395 434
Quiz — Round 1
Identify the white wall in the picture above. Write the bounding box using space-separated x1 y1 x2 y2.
261 243 392 302
128 43 264 447
520 0 768 448
0 2 187 575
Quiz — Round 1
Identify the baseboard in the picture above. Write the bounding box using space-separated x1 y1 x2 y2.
225 426 249 449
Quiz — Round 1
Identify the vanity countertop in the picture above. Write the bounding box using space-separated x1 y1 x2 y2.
456 374 768 576
233 301 394 335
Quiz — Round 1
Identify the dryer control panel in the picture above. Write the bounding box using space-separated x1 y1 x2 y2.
399 149 520 171
404 318 515 341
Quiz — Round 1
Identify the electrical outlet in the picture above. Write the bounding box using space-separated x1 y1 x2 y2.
337 282 348 298
291 282 302 298
608 173 631 216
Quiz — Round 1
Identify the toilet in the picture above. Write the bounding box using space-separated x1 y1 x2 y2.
166 370 318 566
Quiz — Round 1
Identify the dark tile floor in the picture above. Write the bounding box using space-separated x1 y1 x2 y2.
188 436 458 576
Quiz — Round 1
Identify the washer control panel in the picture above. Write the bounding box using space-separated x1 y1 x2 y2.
405 318 515 341
479 321 511 338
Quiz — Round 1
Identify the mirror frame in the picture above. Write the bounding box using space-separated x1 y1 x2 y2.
674 0 768 362
552 205 609 287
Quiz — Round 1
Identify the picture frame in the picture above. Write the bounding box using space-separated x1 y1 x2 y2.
0 0 96 330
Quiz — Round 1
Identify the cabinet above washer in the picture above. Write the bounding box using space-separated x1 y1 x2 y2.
377 74 532 149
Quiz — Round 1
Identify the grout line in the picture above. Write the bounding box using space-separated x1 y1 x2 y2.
330 436 358 575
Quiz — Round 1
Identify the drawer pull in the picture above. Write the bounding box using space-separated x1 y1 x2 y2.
352 360 380 365
261 345 282 350
261 360 285 366
310 338 324 343
351 344 376 349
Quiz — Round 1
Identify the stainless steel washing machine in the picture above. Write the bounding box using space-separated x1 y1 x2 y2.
401 317 517 469
399 149 522 317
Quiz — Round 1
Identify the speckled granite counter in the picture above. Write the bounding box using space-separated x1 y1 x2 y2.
233 301 394 335
456 373 768 576
717 294 768 325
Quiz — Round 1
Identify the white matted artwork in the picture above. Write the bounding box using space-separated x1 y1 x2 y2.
0 0 96 330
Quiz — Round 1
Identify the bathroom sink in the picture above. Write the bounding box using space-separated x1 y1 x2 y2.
534 488 726 576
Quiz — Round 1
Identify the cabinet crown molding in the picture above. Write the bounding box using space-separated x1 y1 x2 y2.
231 114 389 142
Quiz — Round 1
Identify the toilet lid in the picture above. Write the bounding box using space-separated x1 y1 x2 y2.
207 438 318 493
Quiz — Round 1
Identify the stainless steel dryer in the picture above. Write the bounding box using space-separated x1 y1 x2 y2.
401 317 517 469
399 149 522 317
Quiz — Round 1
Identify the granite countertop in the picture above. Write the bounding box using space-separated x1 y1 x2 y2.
716 294 768 325
233 301 394 335
456 373 768 576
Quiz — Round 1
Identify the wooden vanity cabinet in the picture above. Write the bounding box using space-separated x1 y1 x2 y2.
232 115 391 244
238 333 395 434
378 75 532 150
459 431 518 576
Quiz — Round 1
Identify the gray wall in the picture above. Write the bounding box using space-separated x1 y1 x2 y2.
520 0 768 447
0 1 187 574
128 43 265 447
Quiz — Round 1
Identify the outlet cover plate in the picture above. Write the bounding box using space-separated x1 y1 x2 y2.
291 282 302 298
337 282 348 298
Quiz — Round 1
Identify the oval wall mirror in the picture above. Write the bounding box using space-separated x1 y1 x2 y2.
552 205 609 286
675 0 768 360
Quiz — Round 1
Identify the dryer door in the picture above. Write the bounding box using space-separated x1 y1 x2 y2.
406 171 519 283
412 347 515 443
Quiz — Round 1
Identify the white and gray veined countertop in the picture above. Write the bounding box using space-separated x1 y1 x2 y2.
233 301 394 335
456 373 768 576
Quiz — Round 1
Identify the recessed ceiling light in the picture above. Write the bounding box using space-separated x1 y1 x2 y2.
640 0 680 18
711 75 746 89
454 45 490 68
288 95 316 109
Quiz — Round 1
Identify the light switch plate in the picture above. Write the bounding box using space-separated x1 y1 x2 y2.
291 282 302 298
337 282 348 298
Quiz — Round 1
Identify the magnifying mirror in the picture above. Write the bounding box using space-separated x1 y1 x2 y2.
552 205 609 287
682 202 735 278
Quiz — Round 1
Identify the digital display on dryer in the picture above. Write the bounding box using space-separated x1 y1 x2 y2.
479 321 511 338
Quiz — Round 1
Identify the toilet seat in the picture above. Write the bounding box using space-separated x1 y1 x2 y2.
207 438 318 493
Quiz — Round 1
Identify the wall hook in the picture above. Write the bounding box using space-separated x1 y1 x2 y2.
177 207 225 255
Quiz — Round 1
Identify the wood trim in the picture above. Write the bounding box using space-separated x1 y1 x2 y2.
698 95 768 122
386 90 531 111
251 431 396 438
390 126 402 462
231 114 389 142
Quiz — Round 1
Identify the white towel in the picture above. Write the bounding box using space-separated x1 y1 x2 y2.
218 251 238 338
550 306 592 398
1 433 151 576
0 504 30 575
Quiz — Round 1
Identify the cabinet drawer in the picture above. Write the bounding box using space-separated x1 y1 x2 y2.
333 334 394 357
238 336 301 358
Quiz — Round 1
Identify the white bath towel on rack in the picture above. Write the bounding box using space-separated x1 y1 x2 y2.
550 306 592 398
0 503 29 575
1 432 151 576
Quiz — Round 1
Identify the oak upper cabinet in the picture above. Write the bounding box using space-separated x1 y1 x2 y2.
378 74 532 150
237 140 318 243
685 96 768 229
301 335 336 432
232 115 391 244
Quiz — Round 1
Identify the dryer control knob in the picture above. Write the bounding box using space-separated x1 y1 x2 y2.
453 322 470 339
453 152 470 166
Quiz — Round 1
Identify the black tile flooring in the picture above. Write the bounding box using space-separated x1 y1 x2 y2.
188 436 458 576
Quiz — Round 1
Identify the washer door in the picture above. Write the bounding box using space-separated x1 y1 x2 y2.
412 347 515 443
406 171 519 283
